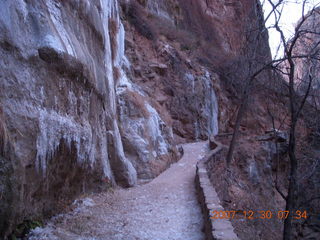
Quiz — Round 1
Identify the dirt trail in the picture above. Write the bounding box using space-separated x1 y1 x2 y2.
28 142 209 240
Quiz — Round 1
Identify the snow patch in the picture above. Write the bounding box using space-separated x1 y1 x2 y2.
28 226 60 240
73 197 95 208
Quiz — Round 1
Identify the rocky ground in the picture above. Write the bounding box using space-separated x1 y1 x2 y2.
27 142 209 240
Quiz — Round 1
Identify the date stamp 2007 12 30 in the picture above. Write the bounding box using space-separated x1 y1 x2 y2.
210 210 308 220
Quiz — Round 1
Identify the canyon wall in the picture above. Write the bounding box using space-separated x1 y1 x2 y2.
0 0 180 236
0 0 276 238
293 7 320 94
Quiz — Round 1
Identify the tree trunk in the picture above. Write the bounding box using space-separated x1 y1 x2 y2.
283 122 298 240
225 96 248 168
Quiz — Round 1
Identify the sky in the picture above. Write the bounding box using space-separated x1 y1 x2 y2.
262 0 320 58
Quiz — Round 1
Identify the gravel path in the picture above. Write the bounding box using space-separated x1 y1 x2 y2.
28 142 208 240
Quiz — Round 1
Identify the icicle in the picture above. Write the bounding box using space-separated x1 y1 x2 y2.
36 109 93 176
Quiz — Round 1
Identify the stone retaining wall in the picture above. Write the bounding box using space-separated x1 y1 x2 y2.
195 140 240 240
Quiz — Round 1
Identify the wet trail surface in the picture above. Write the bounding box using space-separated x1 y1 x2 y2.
28 142 208 240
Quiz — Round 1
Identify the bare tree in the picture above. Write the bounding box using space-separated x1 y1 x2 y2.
224 1 320 239
225 0 273 168
268 2 320 239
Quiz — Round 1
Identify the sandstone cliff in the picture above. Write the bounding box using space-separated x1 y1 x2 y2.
0 0 287 239
0 0 179 236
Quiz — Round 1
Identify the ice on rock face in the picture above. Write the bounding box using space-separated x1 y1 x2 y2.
100 0 137 186
110 0 170 161
68 90 78 114
249 160 260 184
206 78 219 136
185 70 219 138
44 0 76 56
116 70 133 94
116 68 146 98
102 0 118 114
118 86 170 159
109 4 170 159
36 109 93 175
145 104 169 156
114 22 126 67
99 133 114 179
41 34 65 53
194 121 200 140
202 70 219 137
209 87 219 136
185 73 195 93
146 0 173 23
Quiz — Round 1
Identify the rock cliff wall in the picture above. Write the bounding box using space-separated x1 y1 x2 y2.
0 0 179 236
293 7 320 93
0 0 274 238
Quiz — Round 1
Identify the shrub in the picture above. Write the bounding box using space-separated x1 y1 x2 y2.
8 220 43 240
